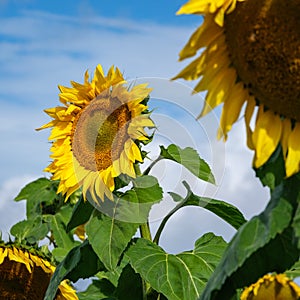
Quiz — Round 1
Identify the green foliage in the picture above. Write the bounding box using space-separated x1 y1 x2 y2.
14 177 59 218
86 212 139 271
66 196 94 232
115 175 164 223
44 240 105 300
8 140 300 300
255 146 285 190
199 176 300 300
10 216 48 244
44 206 79 250
78 279 116 300
127 233 227 300
115 264 143 300
160 144 215 184
170 181 246 230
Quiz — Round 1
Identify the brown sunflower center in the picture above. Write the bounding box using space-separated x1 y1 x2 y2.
224 0 300 121
71 94 131 172
0 255 51 300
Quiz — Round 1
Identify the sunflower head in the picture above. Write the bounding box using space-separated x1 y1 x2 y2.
174 0 300 177
0 244 77 299
240 273 300 300
38 65 154 203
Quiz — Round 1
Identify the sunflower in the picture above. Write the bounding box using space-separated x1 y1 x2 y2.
38 65 153 203
240 273 300 300
173 0 300 177
0 245 77 300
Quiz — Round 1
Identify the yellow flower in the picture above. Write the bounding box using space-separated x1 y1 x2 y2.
0 245 77 299
38 65 154 203
240 273 300 300
174 0 300 177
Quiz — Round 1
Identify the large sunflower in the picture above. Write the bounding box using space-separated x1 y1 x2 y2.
174 0 300 177
0 245 77 299
38 65 153 202
240 273 300 300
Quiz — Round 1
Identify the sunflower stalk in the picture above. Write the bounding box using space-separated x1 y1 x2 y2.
133 163 153 242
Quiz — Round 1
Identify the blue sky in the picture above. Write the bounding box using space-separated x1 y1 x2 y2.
0 0 200 25
0 0 269 254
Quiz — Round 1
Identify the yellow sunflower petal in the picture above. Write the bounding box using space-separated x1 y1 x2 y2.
241 274 300 300
281 118 293 158
252 107 282 168
178 15 223 60
218 82 247 140
285 123 300 177
58 280 78 300
0 247 8 264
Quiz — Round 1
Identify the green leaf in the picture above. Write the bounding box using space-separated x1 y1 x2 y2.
292 199 300 249
200 177 300 300
286 260 300 279
66 196 94 233
86 212 139 271
172 182 246 230
160 144 215 184
255 146 285 190
44 206 76 250
155 182 246 244
127 233 227 300
52 247 70 263
115 264 143 300
14 177 58 219
86 175 162 271
78 279 116 300
44 240 105 300
116 175 163 223
10 216 48 244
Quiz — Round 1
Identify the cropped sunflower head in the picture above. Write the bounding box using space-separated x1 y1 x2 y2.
38 65 154 203
174 0 300 177
0 245 77 299
240 273 300 300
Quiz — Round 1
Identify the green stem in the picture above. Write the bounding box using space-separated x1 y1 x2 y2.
153 198 186 244
134 162 152 299
139 222 152 241
143 156 163 175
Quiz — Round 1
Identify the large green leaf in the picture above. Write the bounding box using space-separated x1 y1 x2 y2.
86 175 163 271
44 240 105 300
86 212 139 271
160 144 215 184
44 205 79 250
199 177 300 300
114 175 163 223
10 216 49 244
66 195 94 232
127 233 227 300
14 177 58 219
115 264 143 300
